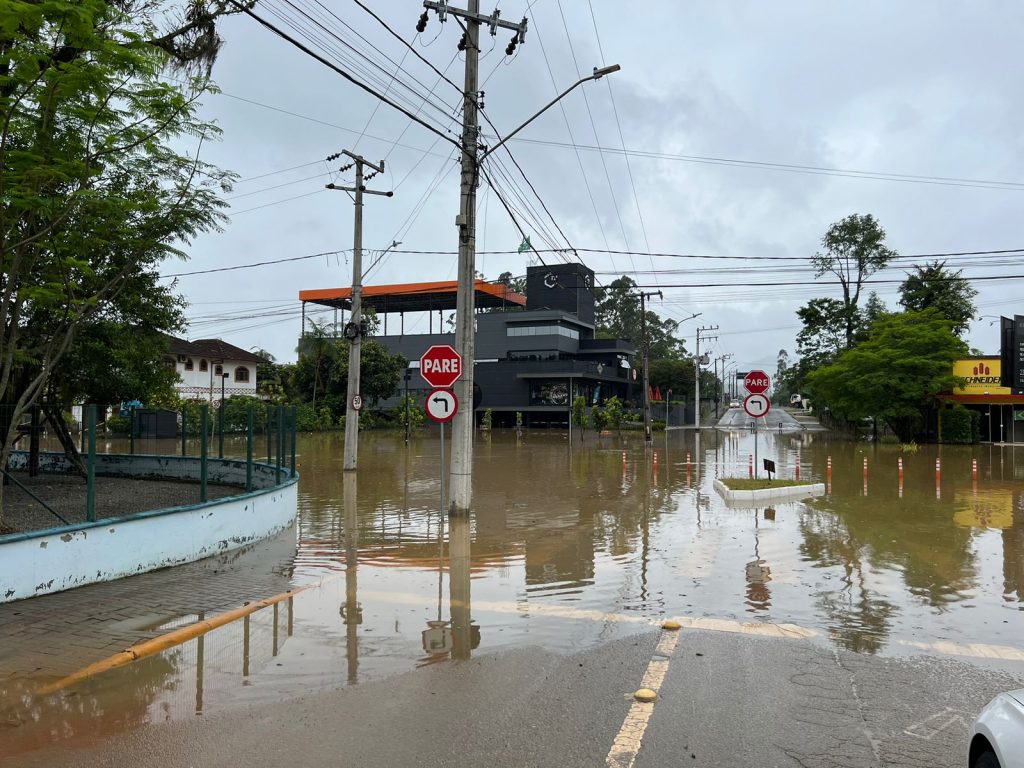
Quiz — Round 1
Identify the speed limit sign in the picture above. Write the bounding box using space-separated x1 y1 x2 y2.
351 393 363 411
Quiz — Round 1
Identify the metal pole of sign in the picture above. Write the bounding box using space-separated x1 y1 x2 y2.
181 406 187 456
246 407 254 493
439 421 445 518
754 416 759 479
200 406 208 502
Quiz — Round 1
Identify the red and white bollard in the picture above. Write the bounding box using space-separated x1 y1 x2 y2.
749 453 754 479
898 456 904 498
826 455 832 494
935 457 942 498
795 453 801 481
863 456 868 478
972 457 978 481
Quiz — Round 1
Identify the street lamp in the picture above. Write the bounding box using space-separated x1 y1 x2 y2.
480 65 621 160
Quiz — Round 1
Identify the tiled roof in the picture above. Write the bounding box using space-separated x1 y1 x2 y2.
164 335 267 364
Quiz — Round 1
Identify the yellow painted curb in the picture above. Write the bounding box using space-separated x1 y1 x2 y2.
37 586 312 696
633 688 657 702
661 619 681 631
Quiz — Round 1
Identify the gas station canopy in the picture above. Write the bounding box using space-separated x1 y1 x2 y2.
299 279 526 314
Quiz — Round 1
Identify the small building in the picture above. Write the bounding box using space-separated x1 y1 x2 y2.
943 357 1024 442
164 336 267 403
299 264 638 426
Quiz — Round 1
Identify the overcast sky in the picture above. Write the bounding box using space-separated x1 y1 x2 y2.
165 0 1024 375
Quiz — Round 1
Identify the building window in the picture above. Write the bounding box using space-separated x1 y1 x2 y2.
185 358 194 371
215 364 223 376
235 366 250 383
507 325 579 340
199 359 208 372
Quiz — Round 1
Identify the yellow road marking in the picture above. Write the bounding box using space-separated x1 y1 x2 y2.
31 580 1024 699
606 629 681 767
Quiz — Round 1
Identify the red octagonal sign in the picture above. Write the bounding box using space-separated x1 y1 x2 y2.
419 344 463 388
743 369 771 395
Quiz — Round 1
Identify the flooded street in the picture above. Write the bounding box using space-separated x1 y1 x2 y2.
2 427 1023 762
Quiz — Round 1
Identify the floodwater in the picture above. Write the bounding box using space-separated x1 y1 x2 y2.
3 426 1023 755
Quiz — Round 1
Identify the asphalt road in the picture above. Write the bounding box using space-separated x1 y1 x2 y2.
10 628 1021 768
716 404 805 432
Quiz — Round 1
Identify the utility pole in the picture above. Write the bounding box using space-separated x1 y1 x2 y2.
326 151 392 472
715 353 732 418
693 326 718 429
420 1 528 517
639 290 662 443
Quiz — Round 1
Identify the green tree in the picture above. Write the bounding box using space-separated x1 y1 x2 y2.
496 270 527 296
595 277 686 360
812 214 897 348
571 394 588 441
648 358 695 400
294 337 405 422
592 406 608 435
0 1 246 518
796 297 849 369
898 260 978 337
603 395 624 436
806 310 967 441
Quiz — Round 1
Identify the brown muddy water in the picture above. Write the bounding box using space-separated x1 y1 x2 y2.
3 427 1023 752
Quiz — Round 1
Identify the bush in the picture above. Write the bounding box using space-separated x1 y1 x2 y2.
941 405 980 444
105 414 130 434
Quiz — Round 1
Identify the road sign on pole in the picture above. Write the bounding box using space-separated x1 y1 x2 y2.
426 388 459 423
350 394 363 412
743 370 770 394
420 345 463 389
743 393 771 419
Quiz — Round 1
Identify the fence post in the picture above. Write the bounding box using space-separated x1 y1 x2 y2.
246 407 254 492
181 405 187 456
86 405 97 522
290 405 297 478
129 406 135 455
267 404 273 464
218 398 225 459
275 404 284 482
200 405 208 502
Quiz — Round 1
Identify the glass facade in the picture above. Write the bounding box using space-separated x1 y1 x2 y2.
507 325 580 340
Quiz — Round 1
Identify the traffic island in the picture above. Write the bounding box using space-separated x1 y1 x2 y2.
713 477 825 508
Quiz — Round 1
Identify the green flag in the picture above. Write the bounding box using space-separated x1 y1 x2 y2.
517 236 531 253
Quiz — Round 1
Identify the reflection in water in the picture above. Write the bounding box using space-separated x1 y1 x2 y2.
5 430 1024 758
343 472 360 685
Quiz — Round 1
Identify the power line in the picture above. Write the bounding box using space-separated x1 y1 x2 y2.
228 0 460 149
164 249 349 277
503 136 1024 191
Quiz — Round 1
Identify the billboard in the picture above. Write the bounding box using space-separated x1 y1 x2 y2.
999 315 1024 393
952 358 1011 396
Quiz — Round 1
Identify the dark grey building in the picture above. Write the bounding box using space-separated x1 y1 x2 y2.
299 264 637 426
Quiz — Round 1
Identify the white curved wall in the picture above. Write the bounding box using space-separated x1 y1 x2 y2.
1 453 298 603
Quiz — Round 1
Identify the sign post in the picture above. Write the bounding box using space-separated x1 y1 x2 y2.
743 370 771 479
421 346 463 517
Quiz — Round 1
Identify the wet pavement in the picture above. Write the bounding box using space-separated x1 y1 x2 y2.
1 428 1023 765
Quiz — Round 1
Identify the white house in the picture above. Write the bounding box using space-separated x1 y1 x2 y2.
164 336 267 403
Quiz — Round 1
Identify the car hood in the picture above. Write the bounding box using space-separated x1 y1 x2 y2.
1007 689 1024 707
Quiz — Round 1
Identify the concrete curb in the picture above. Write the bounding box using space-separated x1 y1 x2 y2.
712 479 825 508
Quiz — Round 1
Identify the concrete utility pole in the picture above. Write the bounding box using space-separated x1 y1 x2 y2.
419 1 614 514
326 151 392 472
420 1 528 517
693 325 718 429
639 290 662 443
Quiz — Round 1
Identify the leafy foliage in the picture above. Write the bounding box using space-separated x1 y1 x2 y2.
898 260 978 337
940 405 980 444
806 310 967 441
595 277 687 360
571 394 588 440
811 214 897 348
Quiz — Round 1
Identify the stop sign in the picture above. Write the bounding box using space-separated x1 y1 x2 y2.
744 369 770 394
419 345 463 388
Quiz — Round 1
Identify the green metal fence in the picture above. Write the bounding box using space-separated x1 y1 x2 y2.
1 402 297 533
